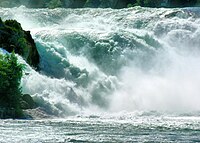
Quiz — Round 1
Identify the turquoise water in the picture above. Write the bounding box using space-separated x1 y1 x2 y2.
0 6 200 142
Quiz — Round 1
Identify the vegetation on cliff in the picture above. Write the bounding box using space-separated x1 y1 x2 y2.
0 18 39 119
129 0 198 8
0 52 38 119
0 0 199 9
0 18 39 68
0 52 24 118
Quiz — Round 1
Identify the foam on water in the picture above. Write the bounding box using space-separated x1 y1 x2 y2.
0 6 200 116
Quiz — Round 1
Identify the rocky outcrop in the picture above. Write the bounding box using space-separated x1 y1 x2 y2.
20 94 36 109
0 18 39 68
0 0 133 9
23 107 54 119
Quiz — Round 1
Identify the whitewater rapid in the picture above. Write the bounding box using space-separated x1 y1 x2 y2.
1 6 200 116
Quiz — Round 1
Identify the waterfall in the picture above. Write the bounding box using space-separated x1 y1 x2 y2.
1 6 200 116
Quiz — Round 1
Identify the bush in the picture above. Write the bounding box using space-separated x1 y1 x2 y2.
0 52 24 118
0 18 40 68
47 0 62 9
136 0 160 7
84 0 101 8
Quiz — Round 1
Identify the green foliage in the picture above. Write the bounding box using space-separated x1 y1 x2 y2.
47 0 62 9
0 52 24 118
4 19 22 31
170 0 197 7
136 0 144 6
127 3 133 8
0 17 40 68
135 0 160 7
144 0 160 7
128 0 200 8
196 0 200 6
1 19 26 55
1 0 200 8
84 0 101 8
99 0 111 8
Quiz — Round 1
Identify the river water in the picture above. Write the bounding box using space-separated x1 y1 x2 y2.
0 6 200 142
0 114 200 142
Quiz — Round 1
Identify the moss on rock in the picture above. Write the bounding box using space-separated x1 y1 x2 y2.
0 18 39 68
20 94 37 109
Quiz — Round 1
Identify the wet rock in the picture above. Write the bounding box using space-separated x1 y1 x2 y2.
0 18 39 68
24 107 54 119
20 94 36 109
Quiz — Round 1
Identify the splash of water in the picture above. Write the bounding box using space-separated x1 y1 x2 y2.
1 6 200 116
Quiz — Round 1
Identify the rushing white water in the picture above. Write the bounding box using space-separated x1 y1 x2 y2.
1 6 200 116
1 115 200 142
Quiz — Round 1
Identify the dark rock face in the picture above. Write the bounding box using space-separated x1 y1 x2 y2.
0 0 199 8
24 107 53 119
28 0 46 8
20 94 36 109
0 18 39 68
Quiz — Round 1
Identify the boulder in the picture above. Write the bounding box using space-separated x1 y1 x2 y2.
20 94 36 109
23 107 53 119
0 18 39 68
